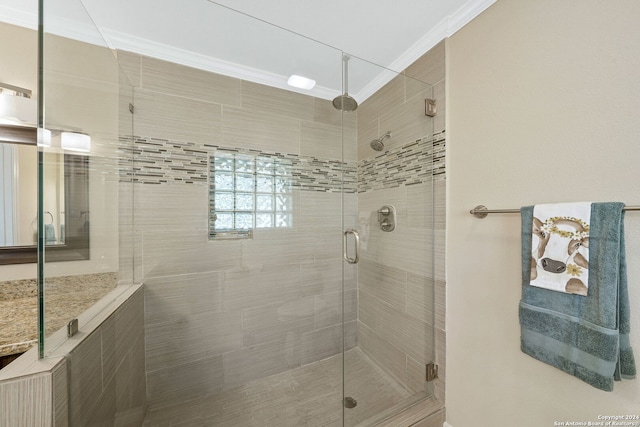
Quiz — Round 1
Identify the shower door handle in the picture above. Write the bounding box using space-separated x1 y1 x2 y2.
343 229 360 264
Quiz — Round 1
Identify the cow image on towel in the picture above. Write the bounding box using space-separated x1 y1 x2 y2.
530 205 590 296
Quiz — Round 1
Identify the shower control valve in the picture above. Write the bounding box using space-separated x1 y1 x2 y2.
377 206 391 216
377 205 396 232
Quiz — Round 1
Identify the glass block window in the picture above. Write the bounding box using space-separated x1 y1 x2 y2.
209 152 292 239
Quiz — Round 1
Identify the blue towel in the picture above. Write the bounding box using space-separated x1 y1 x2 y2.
520 203 636 391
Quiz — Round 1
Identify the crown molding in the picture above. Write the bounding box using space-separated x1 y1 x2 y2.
0 5 37 30
357 0 495 100
447 0 497 36
46 15 114 48
103 29 340 101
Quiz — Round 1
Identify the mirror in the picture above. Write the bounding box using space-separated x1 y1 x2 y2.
0 124 90 265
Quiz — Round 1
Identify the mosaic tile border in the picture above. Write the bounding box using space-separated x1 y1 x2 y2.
119 137 208 185
357 131 445 193
119 137 357 193
119 132 444 193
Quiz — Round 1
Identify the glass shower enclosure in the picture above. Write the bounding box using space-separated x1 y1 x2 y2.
39 0 137 360
39 1 438 425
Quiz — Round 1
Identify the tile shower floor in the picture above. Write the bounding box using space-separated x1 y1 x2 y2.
143 347 412 427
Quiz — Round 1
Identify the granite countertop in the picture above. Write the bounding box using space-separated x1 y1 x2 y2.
0 272 118 357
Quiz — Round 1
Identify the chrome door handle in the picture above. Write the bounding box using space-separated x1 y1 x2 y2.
343 229 360 264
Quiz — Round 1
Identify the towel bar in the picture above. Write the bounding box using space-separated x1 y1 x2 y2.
470 204 640 218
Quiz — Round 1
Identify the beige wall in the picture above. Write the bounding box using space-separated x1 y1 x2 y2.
447 1 640 426
0 22 37 96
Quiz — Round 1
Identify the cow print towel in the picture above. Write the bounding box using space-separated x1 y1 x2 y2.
530 202 591 296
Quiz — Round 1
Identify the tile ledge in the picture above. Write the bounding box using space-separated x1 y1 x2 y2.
0 284 142 381
368 395 444 427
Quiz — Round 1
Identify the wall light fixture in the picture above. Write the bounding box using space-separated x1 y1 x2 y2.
61 132 91 152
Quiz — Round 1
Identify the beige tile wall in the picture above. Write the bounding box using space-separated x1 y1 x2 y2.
0 373 53 427
65 287 146 427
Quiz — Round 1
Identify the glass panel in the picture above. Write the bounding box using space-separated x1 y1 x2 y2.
275 159 293 176
256 213 274 228
235 155 254 173
274 177 291 193
235 193 254 211
214 154 234 171
275 195 291 212
235 213 253 230
40 0 136 361
256 175 274 193
343 56 436 427
256 157 274 173
216 213 234 230
215 192 234 211
256 194 274 211
214 172 234 191
235 174 254 192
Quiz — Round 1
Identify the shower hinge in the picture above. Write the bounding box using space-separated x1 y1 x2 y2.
67 319 79 337
129 103 135 114
425 98 437 117
426 362 438 382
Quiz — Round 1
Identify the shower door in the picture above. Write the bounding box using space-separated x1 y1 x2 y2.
342 55 438 426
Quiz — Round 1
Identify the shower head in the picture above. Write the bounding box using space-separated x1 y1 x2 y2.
332 55 358 112
332 94 358 112
370 138 385 152
370 131 392 151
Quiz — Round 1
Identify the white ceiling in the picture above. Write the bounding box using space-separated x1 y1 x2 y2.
0 0 495 101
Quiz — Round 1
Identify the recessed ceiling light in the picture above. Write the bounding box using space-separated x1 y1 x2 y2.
287 75 316 90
